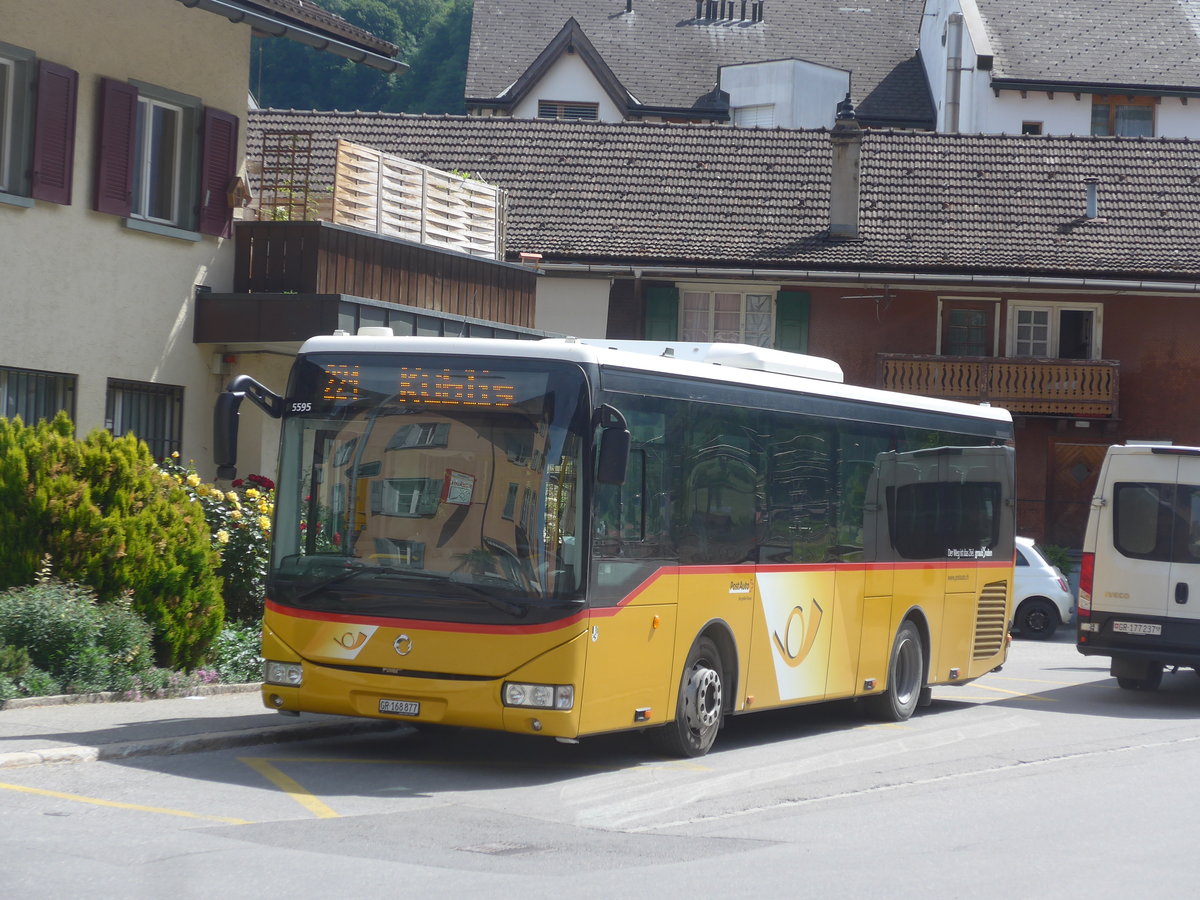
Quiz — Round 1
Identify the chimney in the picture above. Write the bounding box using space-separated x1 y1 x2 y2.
626 0 632 12
829 94 862 240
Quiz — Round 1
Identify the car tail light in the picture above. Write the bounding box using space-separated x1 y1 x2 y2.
1077 551 1094 615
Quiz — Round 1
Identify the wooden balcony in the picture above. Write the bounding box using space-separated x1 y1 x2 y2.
232 220 536 328
878 354 1120 418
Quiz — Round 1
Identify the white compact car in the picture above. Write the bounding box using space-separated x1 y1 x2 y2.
1012 536 1075 639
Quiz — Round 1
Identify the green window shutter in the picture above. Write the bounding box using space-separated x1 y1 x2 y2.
643 286 679 341
775 290 810 353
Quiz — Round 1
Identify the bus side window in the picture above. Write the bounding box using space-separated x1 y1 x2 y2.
762 423 835 563
677 409 759 566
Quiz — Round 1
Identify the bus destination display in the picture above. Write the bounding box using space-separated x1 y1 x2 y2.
319 363 517 408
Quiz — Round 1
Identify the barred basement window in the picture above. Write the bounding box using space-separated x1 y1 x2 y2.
0 365 76 424
105 378 183 460
537 100 599 120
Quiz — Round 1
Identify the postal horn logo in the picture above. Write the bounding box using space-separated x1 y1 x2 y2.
334 631 368 651
394 634 413 656
772 600 824 668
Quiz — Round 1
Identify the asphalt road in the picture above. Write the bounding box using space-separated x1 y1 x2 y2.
3 630 1199 899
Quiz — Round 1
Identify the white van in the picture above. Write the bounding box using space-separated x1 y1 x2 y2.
1078 445 1200 690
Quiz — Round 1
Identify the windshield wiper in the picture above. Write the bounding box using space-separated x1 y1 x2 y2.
287 564 527 618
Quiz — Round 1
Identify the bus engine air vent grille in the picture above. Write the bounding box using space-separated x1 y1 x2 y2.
972 580 1009 659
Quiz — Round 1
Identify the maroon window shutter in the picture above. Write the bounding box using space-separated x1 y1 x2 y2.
93 78 137 217
30 61 78 205
198 107 238 238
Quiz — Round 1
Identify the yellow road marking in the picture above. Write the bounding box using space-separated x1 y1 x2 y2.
239 757 341 818
989 675 1088 686
0 781 251 824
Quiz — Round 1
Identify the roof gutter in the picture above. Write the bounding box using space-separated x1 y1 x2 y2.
533 262 1200 296
989 78 1200 99
176 0 408 74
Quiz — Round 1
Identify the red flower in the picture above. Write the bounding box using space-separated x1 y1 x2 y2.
231 479 244 488
332 533 342 546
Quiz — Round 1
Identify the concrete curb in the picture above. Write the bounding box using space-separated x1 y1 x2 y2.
1 682 262 711
0 716 403 770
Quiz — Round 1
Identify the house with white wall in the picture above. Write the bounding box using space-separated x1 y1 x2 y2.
0 0 400 475
466 0 934 129
920 0 1200 136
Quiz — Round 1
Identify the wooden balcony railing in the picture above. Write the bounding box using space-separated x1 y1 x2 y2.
233 220 536 329
878 354 1119 417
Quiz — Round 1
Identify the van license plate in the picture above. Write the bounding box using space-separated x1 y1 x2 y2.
1112 622 1162 636
379 699 420 716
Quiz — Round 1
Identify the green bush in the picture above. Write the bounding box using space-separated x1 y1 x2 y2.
1040 543 1074 575
0 564 177 696
0 414 224 667
158 456 274 625
211 623 264 684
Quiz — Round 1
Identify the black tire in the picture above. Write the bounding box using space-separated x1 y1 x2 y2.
870 621 925 722
1015 597 1059 640
1117 664 1163 692
649 636 724 758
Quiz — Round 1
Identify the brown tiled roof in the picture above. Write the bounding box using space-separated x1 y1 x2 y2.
248 109 1200 280
240 0 398 55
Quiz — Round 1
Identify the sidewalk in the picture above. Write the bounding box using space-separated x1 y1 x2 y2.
0 687 400 769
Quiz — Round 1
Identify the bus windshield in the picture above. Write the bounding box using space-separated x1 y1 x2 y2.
269 355 589 622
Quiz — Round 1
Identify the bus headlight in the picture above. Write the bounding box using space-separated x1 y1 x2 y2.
264 660 303 687
503 682 574 710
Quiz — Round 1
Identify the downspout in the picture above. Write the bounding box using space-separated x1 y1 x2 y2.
945 13 964 133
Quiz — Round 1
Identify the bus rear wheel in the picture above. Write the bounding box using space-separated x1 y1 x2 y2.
650 636 724 758
870 621 924 722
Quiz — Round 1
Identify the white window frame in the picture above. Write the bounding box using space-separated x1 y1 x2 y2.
678 283 778 346
1006 300 1103 360
732 104 776 127
134 96 184 225
129 81 200 231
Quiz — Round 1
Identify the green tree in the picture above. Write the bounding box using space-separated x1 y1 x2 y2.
252 0 409 111
251 0 469 114
389 0 471 114
0 414 223 667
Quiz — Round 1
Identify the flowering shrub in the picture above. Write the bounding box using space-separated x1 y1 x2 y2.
158 455 275 625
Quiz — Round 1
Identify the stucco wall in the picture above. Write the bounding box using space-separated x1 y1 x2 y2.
1 0 251 475
511 54 625 122
534 275 611 337
721 59 849 129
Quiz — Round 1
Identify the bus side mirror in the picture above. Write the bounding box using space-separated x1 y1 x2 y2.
595 404 630 485
214 390 243 481
597 428 630 485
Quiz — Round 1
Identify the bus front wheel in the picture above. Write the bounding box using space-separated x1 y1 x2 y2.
870 621 924 722
650 636 724 758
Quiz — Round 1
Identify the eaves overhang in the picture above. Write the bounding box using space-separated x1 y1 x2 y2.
989 78 1200 99
176 0 408 74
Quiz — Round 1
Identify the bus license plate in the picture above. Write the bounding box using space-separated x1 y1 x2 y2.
379 698 420 716
1112 622 1162 636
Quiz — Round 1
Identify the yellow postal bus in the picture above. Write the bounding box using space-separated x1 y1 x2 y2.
215 334 1015 756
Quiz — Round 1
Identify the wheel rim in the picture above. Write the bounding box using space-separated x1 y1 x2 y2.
1024 604 1050 632
685 663 722 732
893 636 920 706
